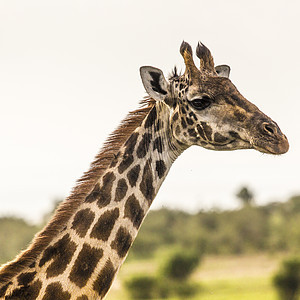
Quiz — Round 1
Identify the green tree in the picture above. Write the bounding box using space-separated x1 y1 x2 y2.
236 186 254 206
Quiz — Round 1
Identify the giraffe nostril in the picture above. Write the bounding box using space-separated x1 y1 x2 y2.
262 123 276 135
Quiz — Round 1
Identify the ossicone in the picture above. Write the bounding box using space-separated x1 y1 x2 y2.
196 41 216 74
179 41 200 78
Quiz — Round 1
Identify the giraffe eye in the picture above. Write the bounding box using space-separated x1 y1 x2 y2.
190 96 212 110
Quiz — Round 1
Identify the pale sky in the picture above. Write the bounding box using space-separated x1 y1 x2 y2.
0 0 299 223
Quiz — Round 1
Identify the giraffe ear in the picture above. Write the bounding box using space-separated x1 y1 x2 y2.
140 66 169 101
215 65 231 78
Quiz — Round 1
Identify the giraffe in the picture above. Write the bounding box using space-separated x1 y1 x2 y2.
0 41 288 299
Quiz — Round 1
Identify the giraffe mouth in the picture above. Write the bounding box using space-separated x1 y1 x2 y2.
206 138 251 150
210 136 289 155
252 140 289 155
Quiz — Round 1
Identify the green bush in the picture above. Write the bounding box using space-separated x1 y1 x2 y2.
173 281 199 298
124 275 158 299
156 279 199 299
160 250 201 281
124 250 201 299
273 257 300 300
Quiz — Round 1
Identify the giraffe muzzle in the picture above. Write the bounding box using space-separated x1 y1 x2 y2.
253 121 289 155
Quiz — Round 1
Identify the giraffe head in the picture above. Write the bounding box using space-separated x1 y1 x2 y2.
140 41 289 154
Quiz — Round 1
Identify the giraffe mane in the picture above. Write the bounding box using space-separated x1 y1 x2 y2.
168 66 182 81
0 98 155 287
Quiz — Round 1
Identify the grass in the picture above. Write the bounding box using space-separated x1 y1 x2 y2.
107 277 277 300
198 277 277 300
106 253 283 300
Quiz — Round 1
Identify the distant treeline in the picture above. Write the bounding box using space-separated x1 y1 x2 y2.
130 192 300 258
1 190 300 264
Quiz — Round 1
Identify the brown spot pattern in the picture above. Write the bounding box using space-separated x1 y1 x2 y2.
234 110 247 122
69 244 103 288
115 179 128 202
71 208 95 238
139 159 154 203
76 296 88 300
137 133 152 158
109 151 120 168
153 137 164 153
39 234 76 278
229 131 241 139
189 111 197 120
172 112 179 121
124 132 139 155
0 282 12 297
127 165 140 187
188 128 197 137
196 124 206 140
6 280 42 300
156 160 167 179
118 154 134 174
111 226 133 258
90 208 119 241
201 122 212 140
181 117 187 129
214 132 228 143
144 106 157 128
85 183 100 203
155 119 161 132
97 172 116 208
186 117 194 125
93 259 116 298
17 271 36 286
124 194 144 228
42 282 71 300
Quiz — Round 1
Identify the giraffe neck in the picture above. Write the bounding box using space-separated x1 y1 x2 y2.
2 101 185 300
